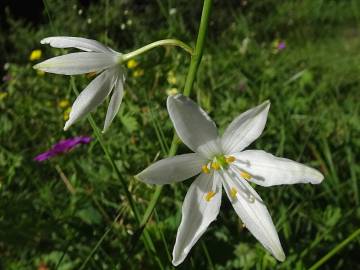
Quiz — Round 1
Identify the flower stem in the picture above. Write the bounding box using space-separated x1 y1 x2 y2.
123 39 193 61
139 0 213 234
308 227 360 270
70 78 164 269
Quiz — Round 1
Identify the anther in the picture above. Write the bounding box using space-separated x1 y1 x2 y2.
225 156 235 163
240 171 252 180
211 162 220 170
205 191 216 202
230 187 238 199
86 72 97 78
202 165 210 174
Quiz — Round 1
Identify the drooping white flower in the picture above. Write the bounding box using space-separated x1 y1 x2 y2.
34 36 125 132
136 94 324 266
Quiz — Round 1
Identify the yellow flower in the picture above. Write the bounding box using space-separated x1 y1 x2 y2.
166 88 178 96
0 92 8 101
127 59 138 69
63 107 72 121
167 71 177 85
29 49 42 61
133 69 144 78
58 99 70 109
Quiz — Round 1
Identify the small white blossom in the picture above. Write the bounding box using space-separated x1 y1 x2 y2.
137 94 324 266
34 36 125 132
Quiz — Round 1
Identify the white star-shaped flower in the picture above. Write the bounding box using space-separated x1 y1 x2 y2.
137 94 324 266
34 36 125 132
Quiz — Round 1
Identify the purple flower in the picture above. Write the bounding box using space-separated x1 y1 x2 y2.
34 136 91 162
277 41 286 50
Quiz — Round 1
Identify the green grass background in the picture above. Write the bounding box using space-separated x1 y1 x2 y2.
0 0 359 269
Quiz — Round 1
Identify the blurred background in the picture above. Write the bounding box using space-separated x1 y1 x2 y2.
0 0 359 269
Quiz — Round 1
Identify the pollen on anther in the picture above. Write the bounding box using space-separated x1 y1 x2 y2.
240 171 252 180
211 162 220 170
202 165 210 174
230 187 237 198
205 191 216 202
226 156 235 163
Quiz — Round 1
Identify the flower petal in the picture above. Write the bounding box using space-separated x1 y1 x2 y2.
136 153 205 185
172 172 222 266
221 168 285 261
232 150 324 186
167 94 220 157
221 100 270 154
64 69 116 130
102 75 125 132
41 36 112 53
33 52 116 75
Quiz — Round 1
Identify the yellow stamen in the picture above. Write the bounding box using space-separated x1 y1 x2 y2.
201 165 210 174
166 88 178 96
205 191 216 202
127 59 138 69
211 162 220 170
240 171 252 180
230 187 237 198
225 156 235 163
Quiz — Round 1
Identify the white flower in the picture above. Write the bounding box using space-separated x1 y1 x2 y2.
136 94 324 266
34 36 125 132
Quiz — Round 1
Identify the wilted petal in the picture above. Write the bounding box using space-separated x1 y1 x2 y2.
221 168 285 261
103 75 125 132
232 150 324 186
64 69 116 130
34 52 116 75
172 173 222 266
136 153 205 185
41 36 112 53
167 94 220 157
221 101 270 154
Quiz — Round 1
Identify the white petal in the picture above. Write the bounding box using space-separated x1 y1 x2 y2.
172 173 222 266
102 75 125 133
136 153 205 185
41 36 112 53
232 150 324 186
34 52 116 75
221 100 270 154
64 69 116 130
167 94 220 157
221 168 285 261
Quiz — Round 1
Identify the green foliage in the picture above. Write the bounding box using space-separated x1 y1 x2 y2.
0 0 359 269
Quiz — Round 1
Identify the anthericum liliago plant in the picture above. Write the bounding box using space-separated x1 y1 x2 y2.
34 36 192 133
34 36 126 132
136 94 324 266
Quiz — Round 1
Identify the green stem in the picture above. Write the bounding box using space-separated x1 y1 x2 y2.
70 78 164 269
123 39 193 61
138 0 213 234
183 0 213 96
71 78 140 221
308 227 360 270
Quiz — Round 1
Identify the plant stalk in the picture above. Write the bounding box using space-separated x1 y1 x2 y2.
138 0 213 233
123 39 193 61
